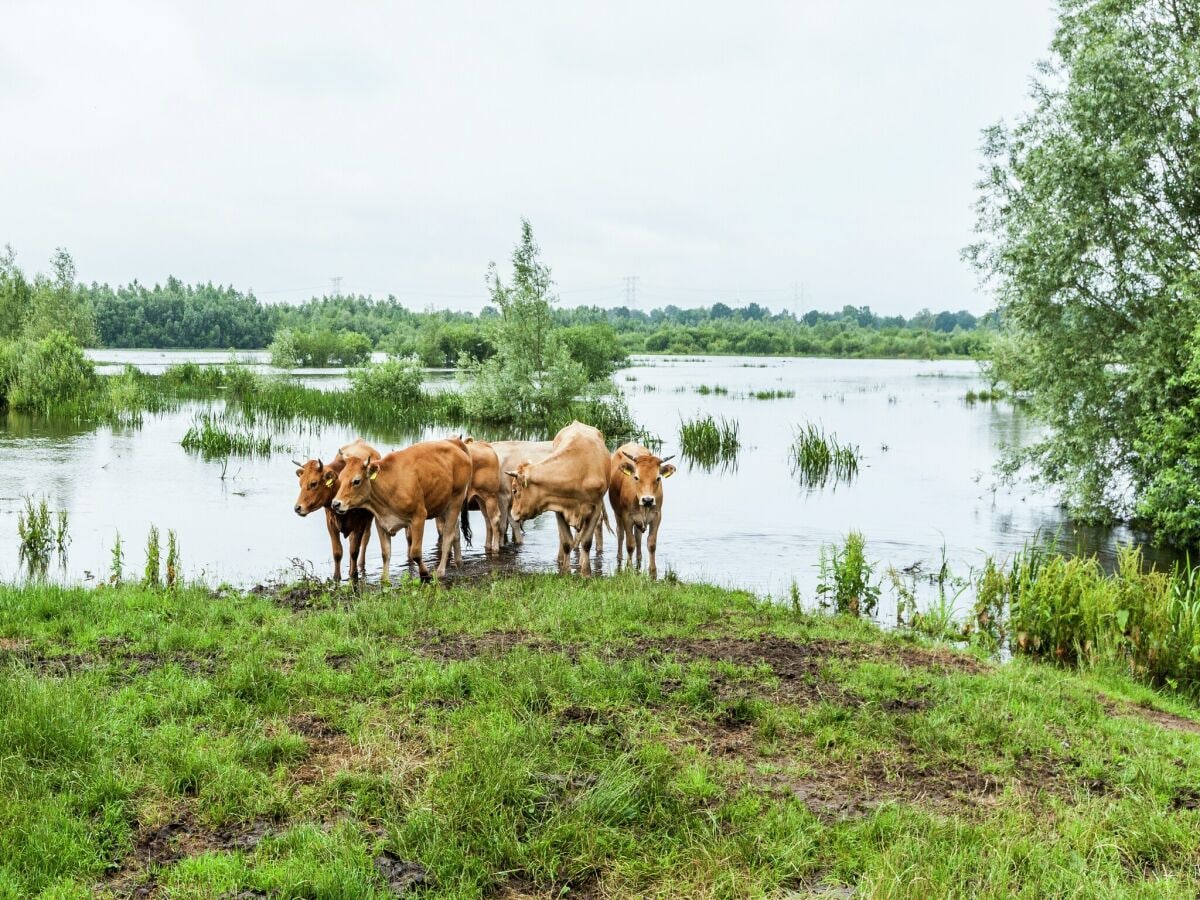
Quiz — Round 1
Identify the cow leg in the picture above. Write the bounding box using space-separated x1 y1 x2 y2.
634 523 645 570
347 526 363 580
356 521 373 577
377 526 393 585
485 495 502 554
435 509 457 577
647 513 661 579
554 513 572 572
578 505 603 575
408 517 430 579
594 505 606 554
325 509 344 582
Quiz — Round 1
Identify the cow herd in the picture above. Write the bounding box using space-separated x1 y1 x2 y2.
292 420 677 581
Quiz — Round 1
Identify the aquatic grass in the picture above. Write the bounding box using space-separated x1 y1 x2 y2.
17 496 54 571
964 387 1006 403
166 529 180 589
695 384 729 395
181 413 280 458
678 414 740 468
109 532 124 585
788 422 861 486
749 388 795 400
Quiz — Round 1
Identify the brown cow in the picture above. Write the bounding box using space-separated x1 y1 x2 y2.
455 437 503 553
506 421 609 574
292 439 380 581
607 443 676 578
331 439 472 580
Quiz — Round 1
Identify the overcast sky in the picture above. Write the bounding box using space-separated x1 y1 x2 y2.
0 2 1056 314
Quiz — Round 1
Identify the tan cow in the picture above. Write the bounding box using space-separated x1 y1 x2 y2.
292 438 380 580
505 421 609 574
331 439 472 580
455 437 503 553
607 443 676 578
486 440 554 545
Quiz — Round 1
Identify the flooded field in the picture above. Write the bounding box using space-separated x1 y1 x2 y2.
2 354 1161 616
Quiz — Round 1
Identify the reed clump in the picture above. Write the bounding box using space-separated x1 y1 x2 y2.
678 414 740 466
788 422 861 486
181 413 279 458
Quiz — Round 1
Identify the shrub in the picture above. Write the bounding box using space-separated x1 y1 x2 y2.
0 330 99 413
349 356 424 405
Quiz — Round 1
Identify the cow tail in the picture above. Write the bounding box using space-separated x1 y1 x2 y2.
601 504 614 535
460 495 474 546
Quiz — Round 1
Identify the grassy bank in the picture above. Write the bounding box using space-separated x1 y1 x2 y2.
3 575 1200 896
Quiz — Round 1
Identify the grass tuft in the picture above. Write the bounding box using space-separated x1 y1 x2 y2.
788 422 861 486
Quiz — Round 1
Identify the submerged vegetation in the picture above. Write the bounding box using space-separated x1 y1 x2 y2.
788 422 861 487
816 531 880 617
16 495 69 575
677 414 740 467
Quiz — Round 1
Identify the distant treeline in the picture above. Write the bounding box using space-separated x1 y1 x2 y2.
85 283 990 361
5 252 990 360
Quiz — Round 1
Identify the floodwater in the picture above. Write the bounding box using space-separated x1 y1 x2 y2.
1 353 1162 618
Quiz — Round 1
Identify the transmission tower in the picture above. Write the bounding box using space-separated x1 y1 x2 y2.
623 275 639 309
331 276 343 298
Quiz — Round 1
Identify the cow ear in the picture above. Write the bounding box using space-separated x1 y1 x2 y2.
368 462 380 481
620 463 635 476
660 464 677 479
324 472 336 487
295 468 304 478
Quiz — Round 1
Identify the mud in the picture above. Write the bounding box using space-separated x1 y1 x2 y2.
288 713 358 784
698 719 1069 821
0 640 218 680
374 850 429 895
1098 694 1200 735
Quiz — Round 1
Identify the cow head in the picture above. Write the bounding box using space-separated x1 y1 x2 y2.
619 450 676 509
293 457 340 516
504 461 542 522
331 454 381 514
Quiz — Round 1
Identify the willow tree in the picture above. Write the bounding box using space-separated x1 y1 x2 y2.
969 0 1200 541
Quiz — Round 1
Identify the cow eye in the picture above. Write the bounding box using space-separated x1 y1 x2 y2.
309 482 317 489
633 475 640 481
656 475 662 482
352 477 361 486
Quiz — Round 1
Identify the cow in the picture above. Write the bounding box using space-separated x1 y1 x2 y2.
455 437 504 553
331 439 473 580
292 438 381 581
505 421 609 574
486 440 554 545
607 443 676 578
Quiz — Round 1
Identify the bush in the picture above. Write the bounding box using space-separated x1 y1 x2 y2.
349 356 425 405
0 330 99 413
269 328 373 367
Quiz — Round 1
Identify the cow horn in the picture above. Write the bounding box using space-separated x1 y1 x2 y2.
316 459 323 471
291 458 304 468
660 454 675 463
620 450 638 462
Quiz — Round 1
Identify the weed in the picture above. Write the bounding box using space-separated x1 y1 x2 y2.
166 529 180 589
750 389 795 400
816 531 880 617
144 525 161 588
109 531 124 586
695 384 729 395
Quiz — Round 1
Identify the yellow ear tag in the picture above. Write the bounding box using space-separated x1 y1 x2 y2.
324 474 335 487
369 470 378 481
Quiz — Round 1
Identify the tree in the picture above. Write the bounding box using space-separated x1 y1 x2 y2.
461 220 590 424
26 249 95 345
968 0 1200 538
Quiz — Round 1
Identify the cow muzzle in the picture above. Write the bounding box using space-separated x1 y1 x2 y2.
330 499 345 513
294 504 306 516
639 496 656 508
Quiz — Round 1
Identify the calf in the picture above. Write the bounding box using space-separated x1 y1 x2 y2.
607 443 676 578
506 421 609 574
292 438 380 581
331 439 472 580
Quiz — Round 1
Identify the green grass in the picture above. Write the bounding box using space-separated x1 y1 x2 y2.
678 414 740 468
694 383 729 395
964 387 1006 403
789 422 862 486
2 574 1200 896
749 388 795 400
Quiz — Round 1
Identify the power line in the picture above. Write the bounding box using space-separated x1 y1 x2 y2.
623 275 639 309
